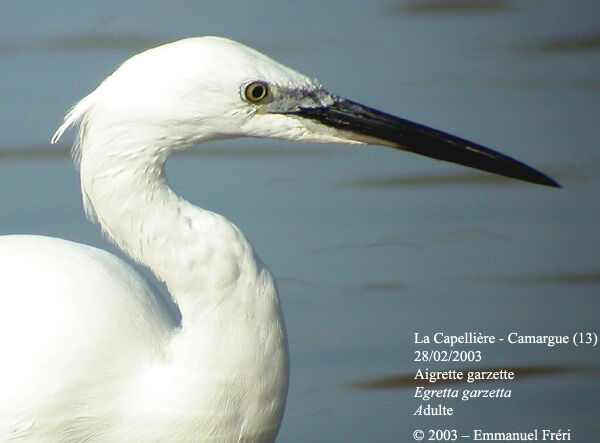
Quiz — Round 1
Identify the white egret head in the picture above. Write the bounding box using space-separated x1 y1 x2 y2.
53 36 559 187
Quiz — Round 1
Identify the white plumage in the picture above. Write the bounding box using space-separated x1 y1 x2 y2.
3 37 303 442
0 36 557 442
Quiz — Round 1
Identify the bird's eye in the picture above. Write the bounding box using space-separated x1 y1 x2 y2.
244 82 269 102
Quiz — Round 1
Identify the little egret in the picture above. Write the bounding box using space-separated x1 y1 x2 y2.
0 37 559 442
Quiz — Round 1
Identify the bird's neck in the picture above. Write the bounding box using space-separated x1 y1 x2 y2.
79 144 289 437
80 145 263 326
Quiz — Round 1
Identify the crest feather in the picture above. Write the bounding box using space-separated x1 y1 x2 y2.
51 92 97 165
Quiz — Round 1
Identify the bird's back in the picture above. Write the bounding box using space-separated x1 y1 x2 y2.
0 235 176 440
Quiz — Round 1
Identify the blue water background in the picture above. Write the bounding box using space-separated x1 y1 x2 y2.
1 1 598 440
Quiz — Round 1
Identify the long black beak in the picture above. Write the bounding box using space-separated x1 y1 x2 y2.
287 98 560 188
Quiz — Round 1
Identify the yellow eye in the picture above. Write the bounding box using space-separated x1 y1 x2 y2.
244 82 269 102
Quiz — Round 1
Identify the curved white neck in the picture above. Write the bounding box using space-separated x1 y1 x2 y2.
77 137 289 438
79 133 261 327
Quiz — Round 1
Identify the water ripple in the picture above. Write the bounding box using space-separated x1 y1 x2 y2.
0 33 164 55
388 0 513 16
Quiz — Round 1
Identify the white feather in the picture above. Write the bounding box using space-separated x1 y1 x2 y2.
1 36 336 442
1 35 387 442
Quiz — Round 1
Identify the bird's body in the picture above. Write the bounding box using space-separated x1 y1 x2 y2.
0 235 287 441
0 36 557 442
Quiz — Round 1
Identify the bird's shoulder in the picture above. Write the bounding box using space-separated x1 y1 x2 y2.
0 235 176 427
